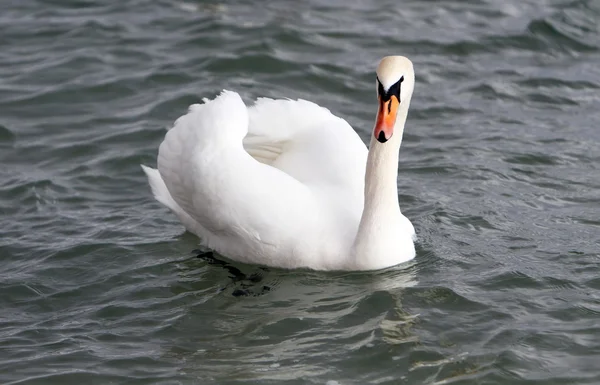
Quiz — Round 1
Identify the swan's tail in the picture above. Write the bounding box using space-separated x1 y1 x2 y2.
141 164 208 237
141 165 180 212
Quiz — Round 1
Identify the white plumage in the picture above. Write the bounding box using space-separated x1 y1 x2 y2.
143 56 417 270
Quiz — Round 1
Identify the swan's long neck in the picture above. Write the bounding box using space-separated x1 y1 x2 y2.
351 102 410 268
364 128 404 211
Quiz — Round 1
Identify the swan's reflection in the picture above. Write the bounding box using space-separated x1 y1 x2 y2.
167 253 419 381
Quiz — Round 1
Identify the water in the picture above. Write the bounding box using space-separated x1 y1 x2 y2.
1 0 599 383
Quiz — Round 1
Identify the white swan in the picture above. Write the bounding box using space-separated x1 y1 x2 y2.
142 56 416 271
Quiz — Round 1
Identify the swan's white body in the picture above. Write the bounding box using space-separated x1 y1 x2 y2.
143 56 416 271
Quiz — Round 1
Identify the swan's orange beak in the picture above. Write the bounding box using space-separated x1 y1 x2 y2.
374 95 399 143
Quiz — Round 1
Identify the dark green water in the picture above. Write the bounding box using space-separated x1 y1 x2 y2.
2 0 600 384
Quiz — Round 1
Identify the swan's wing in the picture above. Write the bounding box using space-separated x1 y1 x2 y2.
150 91 367 268
244 97 368 192
154 91 327 264
156 90 249 228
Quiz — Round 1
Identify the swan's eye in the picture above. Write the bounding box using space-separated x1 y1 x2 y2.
377 78 386 98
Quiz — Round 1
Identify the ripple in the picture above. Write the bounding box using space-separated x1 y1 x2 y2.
0 123 15 144
527 18 598 53
518 77 600 90
504 153 561 166
204 52 303 74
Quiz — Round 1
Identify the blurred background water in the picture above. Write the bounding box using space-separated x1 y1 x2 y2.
1 0 600 384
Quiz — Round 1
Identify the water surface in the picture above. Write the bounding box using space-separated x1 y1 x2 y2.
1 0 600 384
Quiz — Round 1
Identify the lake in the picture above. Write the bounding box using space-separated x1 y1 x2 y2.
1 0 599 384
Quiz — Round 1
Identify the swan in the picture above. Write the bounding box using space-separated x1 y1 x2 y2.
142 56 416 271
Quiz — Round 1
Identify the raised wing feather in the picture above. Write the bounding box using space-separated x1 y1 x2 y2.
156 91 248 229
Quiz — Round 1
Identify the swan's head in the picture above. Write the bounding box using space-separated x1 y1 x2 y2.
374 56 415 143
